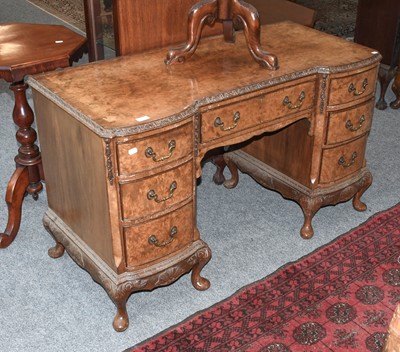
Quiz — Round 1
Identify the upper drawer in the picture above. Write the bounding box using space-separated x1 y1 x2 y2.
328 67 378 106
320 135 368 184
119 160 193 221
200 80 316 144
123 202 193 268
326 99 374 145
116 122 193 177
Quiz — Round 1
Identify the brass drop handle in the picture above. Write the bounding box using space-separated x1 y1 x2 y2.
283 91 305 110
345 115 366 132
338 152 358 168
147 181 177 203
148 226 178 247
348 78 368 96
214 111 240 131
145 140 176 162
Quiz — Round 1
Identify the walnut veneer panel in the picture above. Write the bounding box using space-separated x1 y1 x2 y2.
320 135 368 184
29 22 380 134
328 67 378 106
326 100 374 145
116 121 193 177
120 160 193 221
123 202 194 268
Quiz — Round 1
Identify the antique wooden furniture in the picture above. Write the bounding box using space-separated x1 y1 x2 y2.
354 0 400 110
27 22 380 331
0 23 87 248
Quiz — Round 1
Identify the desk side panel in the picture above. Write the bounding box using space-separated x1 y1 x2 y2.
32 92 116 271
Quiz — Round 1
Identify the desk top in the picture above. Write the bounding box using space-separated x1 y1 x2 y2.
28 22 380 136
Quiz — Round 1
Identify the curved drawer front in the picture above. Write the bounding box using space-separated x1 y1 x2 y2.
200 80 315 143
328 67 378 106
120 160 193 221
326 100 373 144
116 122 193 177
123 203 193 268
320 135 367 184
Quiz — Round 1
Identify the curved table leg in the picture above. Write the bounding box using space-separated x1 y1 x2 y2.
1 82 44 248
165 0 218 65
375 65 396 110
191 244 212 291
352 170 372 211
0 167 30 248
390 67 400 109
231 0 278 69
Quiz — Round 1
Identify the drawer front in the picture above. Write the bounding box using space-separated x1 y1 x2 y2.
120 160 193 220
262 80 316 121
123 203 193 268
328 67 378 106
116 122 193 176
326 100 374 144
200 80 315 143
320 135 368 184
201 97 262 143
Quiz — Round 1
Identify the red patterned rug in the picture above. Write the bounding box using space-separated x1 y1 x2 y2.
127 203 400 351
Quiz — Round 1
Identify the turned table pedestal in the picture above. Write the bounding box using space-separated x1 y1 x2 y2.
0 23 87 248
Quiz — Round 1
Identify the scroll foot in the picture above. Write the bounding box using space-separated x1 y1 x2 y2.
48 242 65 258
191 245 211 291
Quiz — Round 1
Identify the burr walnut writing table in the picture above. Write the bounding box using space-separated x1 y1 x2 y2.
27 22 381 331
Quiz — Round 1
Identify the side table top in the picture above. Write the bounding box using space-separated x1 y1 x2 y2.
0 23 87 82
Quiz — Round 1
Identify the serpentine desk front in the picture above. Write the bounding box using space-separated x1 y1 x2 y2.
27 22 381 331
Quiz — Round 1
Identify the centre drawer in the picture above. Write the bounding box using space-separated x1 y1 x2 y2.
119 160 193 221
200 80 315 143
320 135 368 184
123 202 194 268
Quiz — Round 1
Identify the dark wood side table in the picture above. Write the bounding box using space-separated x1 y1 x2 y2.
0 23 87 248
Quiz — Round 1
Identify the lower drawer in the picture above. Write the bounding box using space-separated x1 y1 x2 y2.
320 135 368 184
123 202 194 268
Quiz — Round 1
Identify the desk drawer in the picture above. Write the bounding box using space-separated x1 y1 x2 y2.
116 122 193 176
262 80 316 120
320 135 367 184
328 67 378 106
200 80 315 143
119 160 193 220
326 100 373 145
123 203 193 268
